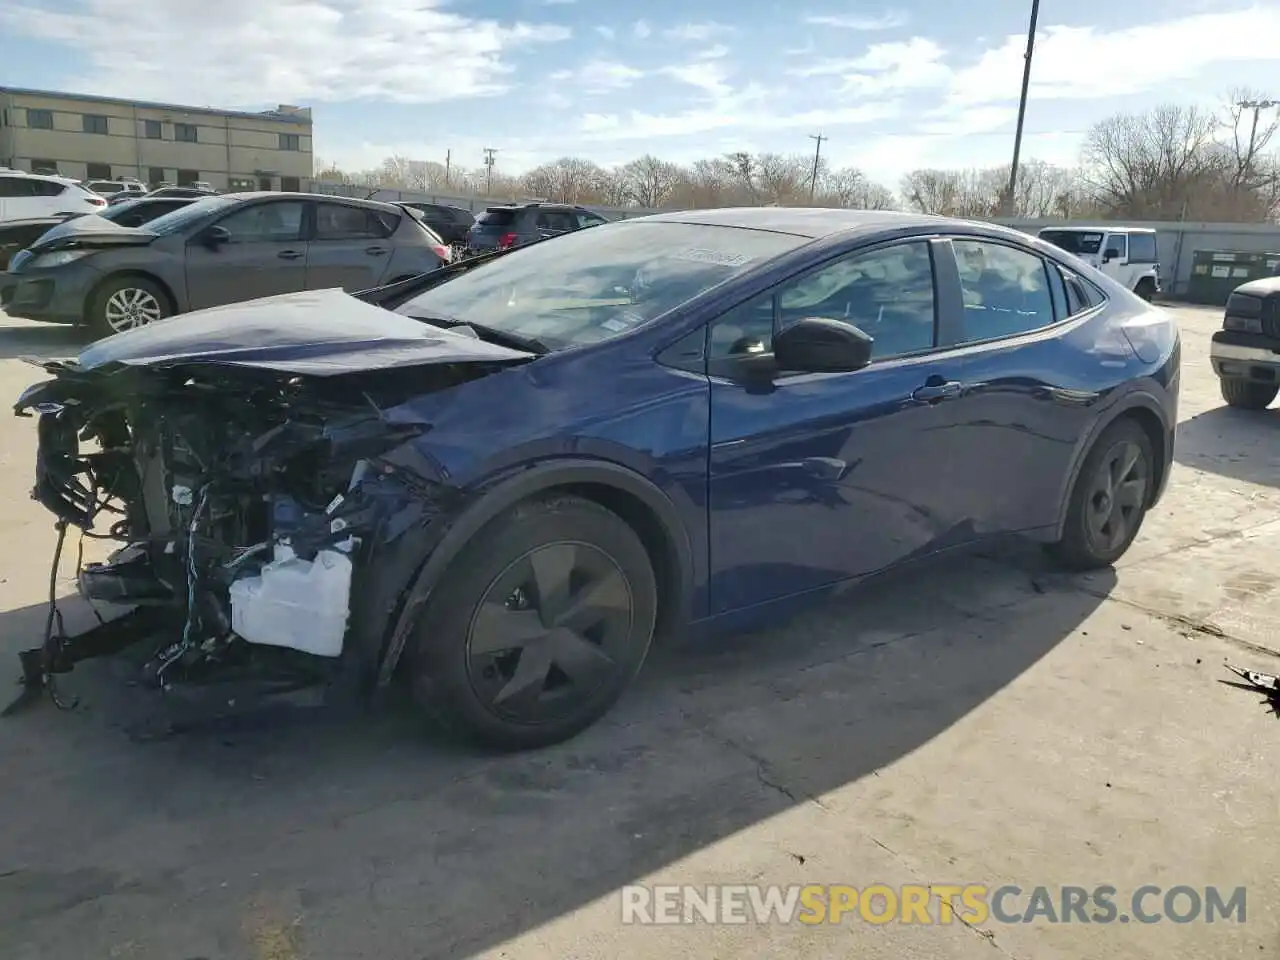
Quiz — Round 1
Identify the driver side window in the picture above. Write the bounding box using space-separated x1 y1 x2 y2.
215 200 305 243
707 241 938 365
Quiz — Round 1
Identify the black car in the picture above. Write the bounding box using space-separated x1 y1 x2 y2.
397 202 475 246
95 195 199 228
466 202 609 254
144 186 219 200
0 214 78 271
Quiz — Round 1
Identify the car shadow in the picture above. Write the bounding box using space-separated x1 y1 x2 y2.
0 545 1112 959
0 321 88 362
1173 403 1280 488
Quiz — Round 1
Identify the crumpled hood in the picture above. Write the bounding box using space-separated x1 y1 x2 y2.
27 213 156 251
67 288 535 376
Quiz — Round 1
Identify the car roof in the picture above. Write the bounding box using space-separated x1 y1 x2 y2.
634 206 964 239
1040 225 1155 235
213 191 407 215
0 170 78 185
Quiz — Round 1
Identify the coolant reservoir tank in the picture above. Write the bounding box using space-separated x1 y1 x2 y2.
229 545 352 657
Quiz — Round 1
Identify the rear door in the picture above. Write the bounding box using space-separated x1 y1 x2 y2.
184 198 308 310
939 236 1108 535
1 177 49 221
305 201 399 291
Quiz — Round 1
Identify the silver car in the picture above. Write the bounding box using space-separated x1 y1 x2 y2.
4 192 449 336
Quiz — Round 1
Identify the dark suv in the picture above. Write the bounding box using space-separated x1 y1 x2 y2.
398 202 475 247
466 202 609 254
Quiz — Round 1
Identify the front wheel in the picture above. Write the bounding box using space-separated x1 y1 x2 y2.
1048 419 1154 571
1220 378 1278 411
407 495 658 751
89 275 170 338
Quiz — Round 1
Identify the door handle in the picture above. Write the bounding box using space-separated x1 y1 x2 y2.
365 245 388 256
911 380 963 403
277 249 303 260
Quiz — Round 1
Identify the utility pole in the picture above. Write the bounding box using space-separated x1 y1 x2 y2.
1004 0 1041 217
445 149 451 188
483 147 498 195
807 133 826 203
1236 99 1279 182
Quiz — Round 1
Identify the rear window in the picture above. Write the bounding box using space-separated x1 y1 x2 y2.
477 208 517 226
1040 230 1103 255
1128 233 1158 263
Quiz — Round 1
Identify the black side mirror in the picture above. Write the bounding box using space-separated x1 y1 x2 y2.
1103 248 1120 262
773 317 874 373
199 225 230 249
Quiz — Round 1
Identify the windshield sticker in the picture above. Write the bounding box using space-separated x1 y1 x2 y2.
669 247 753 268
602 311 646 333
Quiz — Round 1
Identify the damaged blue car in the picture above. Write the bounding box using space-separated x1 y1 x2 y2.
11 208 1180 750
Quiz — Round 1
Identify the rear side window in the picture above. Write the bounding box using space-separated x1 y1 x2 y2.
1059 268 1104 315
29 179 66 197
952 240 1055 343
314 203 397 240
477 208 517 226
1128 233 1158 263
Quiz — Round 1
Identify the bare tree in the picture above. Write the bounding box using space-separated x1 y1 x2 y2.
621 154 684 207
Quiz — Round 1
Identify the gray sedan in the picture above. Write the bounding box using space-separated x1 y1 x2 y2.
3 192 448 336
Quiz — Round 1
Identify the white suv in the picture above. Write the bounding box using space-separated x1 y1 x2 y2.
1038 227 1162 301
0 171 107 224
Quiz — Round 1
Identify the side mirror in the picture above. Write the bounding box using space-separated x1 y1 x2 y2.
1103 248 1121 262
773 317 873 373
199 225 230 249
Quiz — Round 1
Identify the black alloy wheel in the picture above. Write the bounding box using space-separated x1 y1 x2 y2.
466 541 635 724
1049 418 1154 570
408 495 657 750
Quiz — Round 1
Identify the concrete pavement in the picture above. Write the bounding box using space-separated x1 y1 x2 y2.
0 305 1276 960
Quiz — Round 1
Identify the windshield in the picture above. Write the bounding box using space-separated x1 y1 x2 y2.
394 221 805 350
142 196 238 235
1040 230 1104 255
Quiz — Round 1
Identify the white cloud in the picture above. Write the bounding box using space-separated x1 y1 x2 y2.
579 101 899 141
697 44 730 60
632 19 652 40
660 59 734 99
663 22 733 43
595 25 615 40
803 10 908 30
948 6 1280 106
0 0 572 105
788 37 950 96
550 59 644 94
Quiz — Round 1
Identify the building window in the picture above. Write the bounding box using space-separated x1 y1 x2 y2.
143 119 162 139
174 123 198 143
279 133 301 151
86 163 112 180
228 177 256 191
177 169 199 186
83 114 109 135
27 109 54 129
281 176 301 192
148 167 166 186
30 159 58 174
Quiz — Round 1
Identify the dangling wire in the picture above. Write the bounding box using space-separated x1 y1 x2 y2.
41 521 78 711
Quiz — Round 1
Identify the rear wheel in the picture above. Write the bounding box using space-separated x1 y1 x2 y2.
1220 378 1278 411
89 275 170 338
1134 278 1156 302
1049 419 1154 571
407 495 657 750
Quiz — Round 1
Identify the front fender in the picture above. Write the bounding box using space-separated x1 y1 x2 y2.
370 456 696 689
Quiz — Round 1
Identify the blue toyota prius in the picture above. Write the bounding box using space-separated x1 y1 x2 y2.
14 207 1180 750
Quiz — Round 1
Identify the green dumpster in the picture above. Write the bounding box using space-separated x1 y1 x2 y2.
1187 249 1280 305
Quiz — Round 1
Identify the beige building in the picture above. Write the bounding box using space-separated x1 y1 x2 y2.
0 86 313 191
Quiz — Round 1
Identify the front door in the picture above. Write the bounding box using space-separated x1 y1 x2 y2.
1101 232 1129 285
707 239 970 615
184 198 308 310
305 201 395 291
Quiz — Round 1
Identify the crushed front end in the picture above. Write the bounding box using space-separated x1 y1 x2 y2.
8 356 490 721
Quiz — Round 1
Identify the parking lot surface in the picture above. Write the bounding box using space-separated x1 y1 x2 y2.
0 304 1277 960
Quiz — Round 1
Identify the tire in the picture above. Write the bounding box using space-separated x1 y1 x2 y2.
1134 278 1156 302
1048 418 1155 571
1220 378 1278 411
407 494 658 751
88 275 171 338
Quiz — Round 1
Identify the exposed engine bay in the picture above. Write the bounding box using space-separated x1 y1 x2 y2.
7 353 511 722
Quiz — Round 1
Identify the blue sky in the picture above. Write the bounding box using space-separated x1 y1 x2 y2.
2 0 1278 189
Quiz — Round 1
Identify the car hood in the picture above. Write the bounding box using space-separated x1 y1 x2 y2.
1230 276 1280 299
28 214 157 251
49 288 536 377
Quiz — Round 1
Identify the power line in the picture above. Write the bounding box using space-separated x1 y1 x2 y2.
807 133 826 202
482 146 498 194
1236 99 1279 178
